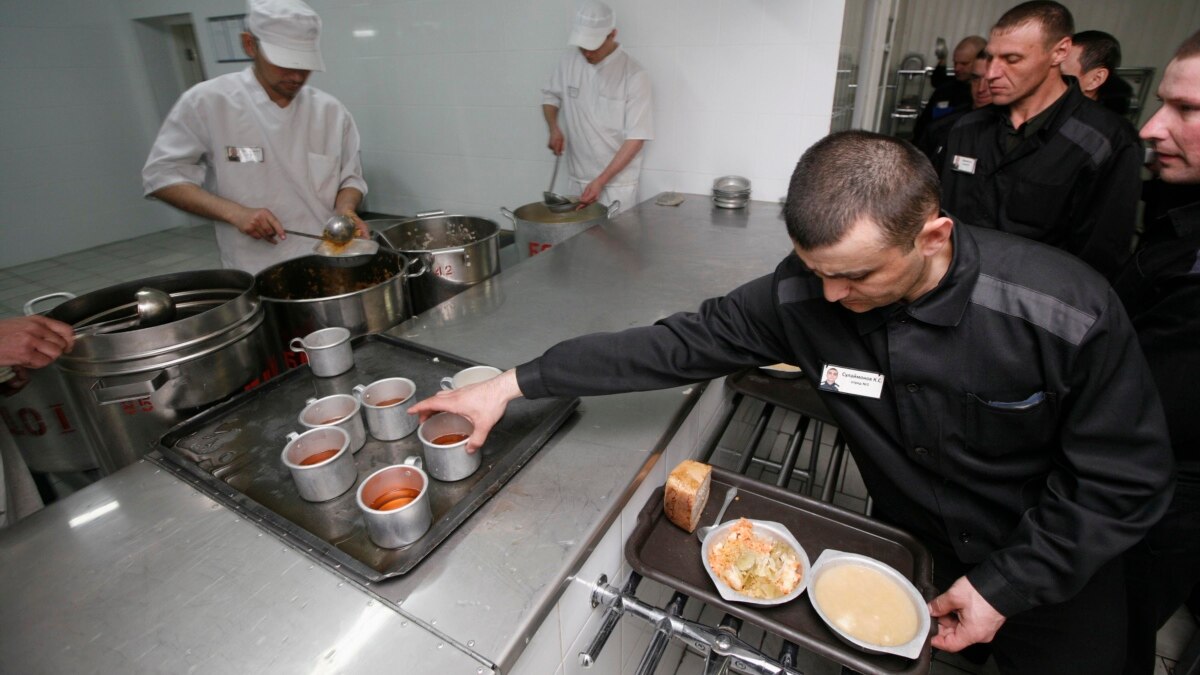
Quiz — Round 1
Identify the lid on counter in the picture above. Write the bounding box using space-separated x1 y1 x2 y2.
509 200 612 224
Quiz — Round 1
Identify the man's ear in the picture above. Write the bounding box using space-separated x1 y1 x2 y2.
916 216 954 257
1049 36 1072 68
1086 67 1111 94
241 32 256 59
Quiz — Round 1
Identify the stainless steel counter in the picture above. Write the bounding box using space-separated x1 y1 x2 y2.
0 196 793 673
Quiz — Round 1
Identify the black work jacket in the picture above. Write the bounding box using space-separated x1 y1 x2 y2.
1113 181 1200 470
519 224 1172 618
939 80 1141 279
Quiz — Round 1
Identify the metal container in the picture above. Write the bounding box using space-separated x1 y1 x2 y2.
353 377 418 441
44 270 272 475
0 293 100 475
298 394 366 453
501 200 620 259
417 412 480 482
371 211 502 315
356 457 432 548
255 250 424 366
282 426 357 502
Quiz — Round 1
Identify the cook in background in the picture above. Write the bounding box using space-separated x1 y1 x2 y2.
412 130 1172 674
1113 29 1200 675
141 0 368 275
918 48 993 171
911 35 986 147
1059 30 1135 117
940 1 1141 279
541 0 653 212
0 315 75 528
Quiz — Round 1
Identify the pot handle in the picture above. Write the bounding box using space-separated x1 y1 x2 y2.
499 207 516 224
415 210 446 218
91 369 168 405
606 200 621 219
404 254 428 279
23 292 76 316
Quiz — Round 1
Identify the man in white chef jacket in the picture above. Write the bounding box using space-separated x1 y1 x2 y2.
142 0 368 275
542 1 653 213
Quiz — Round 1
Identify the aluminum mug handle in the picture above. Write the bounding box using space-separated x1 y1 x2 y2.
23 292 76 316
352 384 366 401
286 431 300 442
289 337 307 354
403 455 423 470
306 397 317 406
439 377 455 391
499 207 516 224
415 210 446 218
606 200 621 218
403 254 428 279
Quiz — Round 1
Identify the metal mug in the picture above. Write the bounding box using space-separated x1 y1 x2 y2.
353 377 418 441
299 394 366 453
439 365 503 391
290 326 354 377
417 412 481 482
356 457 432 548
282 426 357 502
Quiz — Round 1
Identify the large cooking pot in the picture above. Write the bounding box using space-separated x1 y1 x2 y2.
0 293 101 475
44 270 272 474
370 211 501 315
501 200 620 259
255 250 424 365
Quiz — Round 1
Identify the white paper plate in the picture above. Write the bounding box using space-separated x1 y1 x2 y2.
700 519 810 606
806 550 930 660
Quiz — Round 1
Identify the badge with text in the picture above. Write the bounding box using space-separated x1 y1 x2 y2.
568 85 580 98
817 364 885 399
951 155 977 175
226 146 264 162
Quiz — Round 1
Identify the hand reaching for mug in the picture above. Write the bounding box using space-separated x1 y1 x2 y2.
408 369 524 451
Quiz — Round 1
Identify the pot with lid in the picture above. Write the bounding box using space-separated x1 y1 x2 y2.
255 249 424 367
501 200 620 259
44 270 272 475
370 211 501 315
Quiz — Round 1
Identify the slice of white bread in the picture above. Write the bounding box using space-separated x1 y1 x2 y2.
664 460 712 533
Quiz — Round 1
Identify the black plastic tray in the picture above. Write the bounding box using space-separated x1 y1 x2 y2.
625 467 935 675
156 334 577 581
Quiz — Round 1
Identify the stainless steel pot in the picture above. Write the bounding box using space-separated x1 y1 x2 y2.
255 250 424 367
501 200 620 259
0 293 100 475
44 270 272 474
371 211 501 315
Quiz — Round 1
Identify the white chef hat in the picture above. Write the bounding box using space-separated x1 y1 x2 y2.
246 0 326 72
567 1 616 51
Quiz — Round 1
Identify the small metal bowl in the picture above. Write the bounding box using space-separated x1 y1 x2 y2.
713 175 751 192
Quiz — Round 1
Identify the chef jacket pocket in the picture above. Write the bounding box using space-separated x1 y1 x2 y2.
1005 179 1070 231
307 152 339 201
597 94 625 134
963 391 1058 456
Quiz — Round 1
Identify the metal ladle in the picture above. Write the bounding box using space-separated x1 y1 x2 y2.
75 287 176 337
544 154 572 208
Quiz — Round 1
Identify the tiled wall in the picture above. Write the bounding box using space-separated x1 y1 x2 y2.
0 0 843 267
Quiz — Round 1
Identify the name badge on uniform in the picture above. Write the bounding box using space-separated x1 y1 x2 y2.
951 155 977 174
226 146 264 163
568 86 579 98
817 363 885 399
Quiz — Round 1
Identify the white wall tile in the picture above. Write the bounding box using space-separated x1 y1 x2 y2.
558 523 624 655
509 605 564 675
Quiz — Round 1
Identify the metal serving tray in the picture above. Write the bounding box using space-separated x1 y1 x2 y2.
156 334 577 581
625 467 935 675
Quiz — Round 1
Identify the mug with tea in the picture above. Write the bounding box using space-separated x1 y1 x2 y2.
439 365 503 391
353 377 418 441
356 457 432 548
281 426 357 502
417 412 481 481
299 393 366 452
290 326 354 377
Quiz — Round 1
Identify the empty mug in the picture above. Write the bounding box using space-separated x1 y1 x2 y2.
439 365 503 391
418 412 481 482
356 457 432 548
300 394 367 453
290 327 354 377
282 426 357 502
353 377 418 441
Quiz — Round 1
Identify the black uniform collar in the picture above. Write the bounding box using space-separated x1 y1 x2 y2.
988 76 1085 140
853 220 978 335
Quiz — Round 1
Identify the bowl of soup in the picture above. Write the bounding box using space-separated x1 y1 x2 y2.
807 550 930 660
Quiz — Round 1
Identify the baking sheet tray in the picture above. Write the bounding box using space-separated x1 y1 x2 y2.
156 334 577 581
625 467 935 675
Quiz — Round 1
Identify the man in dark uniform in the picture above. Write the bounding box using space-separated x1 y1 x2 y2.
912 35 987 146
1060 30 1135 117
919 48 993 170
1114 30 1200 675
413 130 1173 674
940 1 1141 279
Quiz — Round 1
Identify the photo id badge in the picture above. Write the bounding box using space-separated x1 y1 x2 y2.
817 364 885 399
226 146 264 163
951 155 977 174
